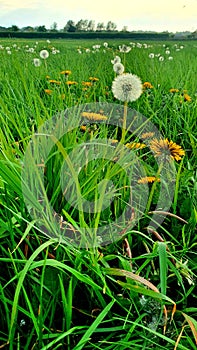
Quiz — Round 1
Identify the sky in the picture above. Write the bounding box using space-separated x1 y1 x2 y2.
0 0 196 32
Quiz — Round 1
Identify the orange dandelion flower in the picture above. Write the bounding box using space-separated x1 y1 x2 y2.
80 125 87 131
138 176 160 184
183 94 191 102
49 79 61 85
66 81 78 86
143 82 153 89
60 70 71 75
169 88 179 93
141 132 155 139
150 138 185 161
44 89 53 95
81 112 108 121
82 81 93 87
125 142 146 150
89 77 99 82
108 139 119 144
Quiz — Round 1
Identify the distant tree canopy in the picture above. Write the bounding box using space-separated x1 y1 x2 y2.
0 19 195 39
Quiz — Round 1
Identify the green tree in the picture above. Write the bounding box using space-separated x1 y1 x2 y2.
76 19 88 31
87 20 95 32
63 20 76 32
96 22 105 31
9 25 19 32
36 25 47 32
106 21 117 31
50 22 58 32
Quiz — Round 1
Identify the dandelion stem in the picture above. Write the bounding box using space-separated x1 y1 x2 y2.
145 162 163 214
121 101 128 143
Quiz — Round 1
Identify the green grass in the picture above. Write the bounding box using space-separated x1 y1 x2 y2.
0 38 197 349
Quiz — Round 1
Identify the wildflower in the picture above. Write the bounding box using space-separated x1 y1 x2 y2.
46 75 50 79
183 94 191 102
143 82 153 89
89 77 99 82
125 142 146 150
169 88 179 93
49 79 61 85
141 132 155 139
119 44 131 53
138 176 160 184
60 70 71 76
33 58 41 67
168 56 173 60
82 81 93 87
108 139 119 144
66 81 78 86
159 56 164 61
103 42 108 48
40 49 49 59
113 63 124 75
150 138 185 161
149 53 154 58
81 112 108 121
85 48 91 53
111 56 121 64
112 73 143 102
80 125 87 131
44 89 53 95
165 50 170 55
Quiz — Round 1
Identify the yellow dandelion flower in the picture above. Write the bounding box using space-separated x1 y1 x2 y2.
150 138 185 161
82 81 93 87
66 81 78 86
60 70 71 75
143 81 153 89
46 75 50 79
138 176 161 184
169 88 179 93
108 139 119 144
49 79 61 85
141 132 155 139
125 142 146 150
81 112 108 121
80 125 87 131
44 89 53 95
183 94 191 102
89 77 99 82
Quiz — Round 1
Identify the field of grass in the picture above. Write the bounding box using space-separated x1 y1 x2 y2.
0 38 197 349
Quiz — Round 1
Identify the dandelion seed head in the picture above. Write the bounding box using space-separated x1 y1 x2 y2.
112 73 143 102
39 49 49 59
111 56 121 65
113 63 125 75
33 58 41 67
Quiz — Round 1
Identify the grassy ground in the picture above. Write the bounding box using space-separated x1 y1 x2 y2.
0 38 197 349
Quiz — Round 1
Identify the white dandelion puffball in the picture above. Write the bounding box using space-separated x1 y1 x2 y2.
112 73 143 102
159 56 164 61
39 49 49 59
149 53 154 58
111 55 121 65
33 58 41 67
113 62 124 75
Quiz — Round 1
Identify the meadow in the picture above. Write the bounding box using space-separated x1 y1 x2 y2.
0 38 197 349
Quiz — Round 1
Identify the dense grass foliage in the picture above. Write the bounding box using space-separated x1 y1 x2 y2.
0 39 197 349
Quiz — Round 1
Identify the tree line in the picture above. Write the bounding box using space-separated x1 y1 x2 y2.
0 20 122 33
